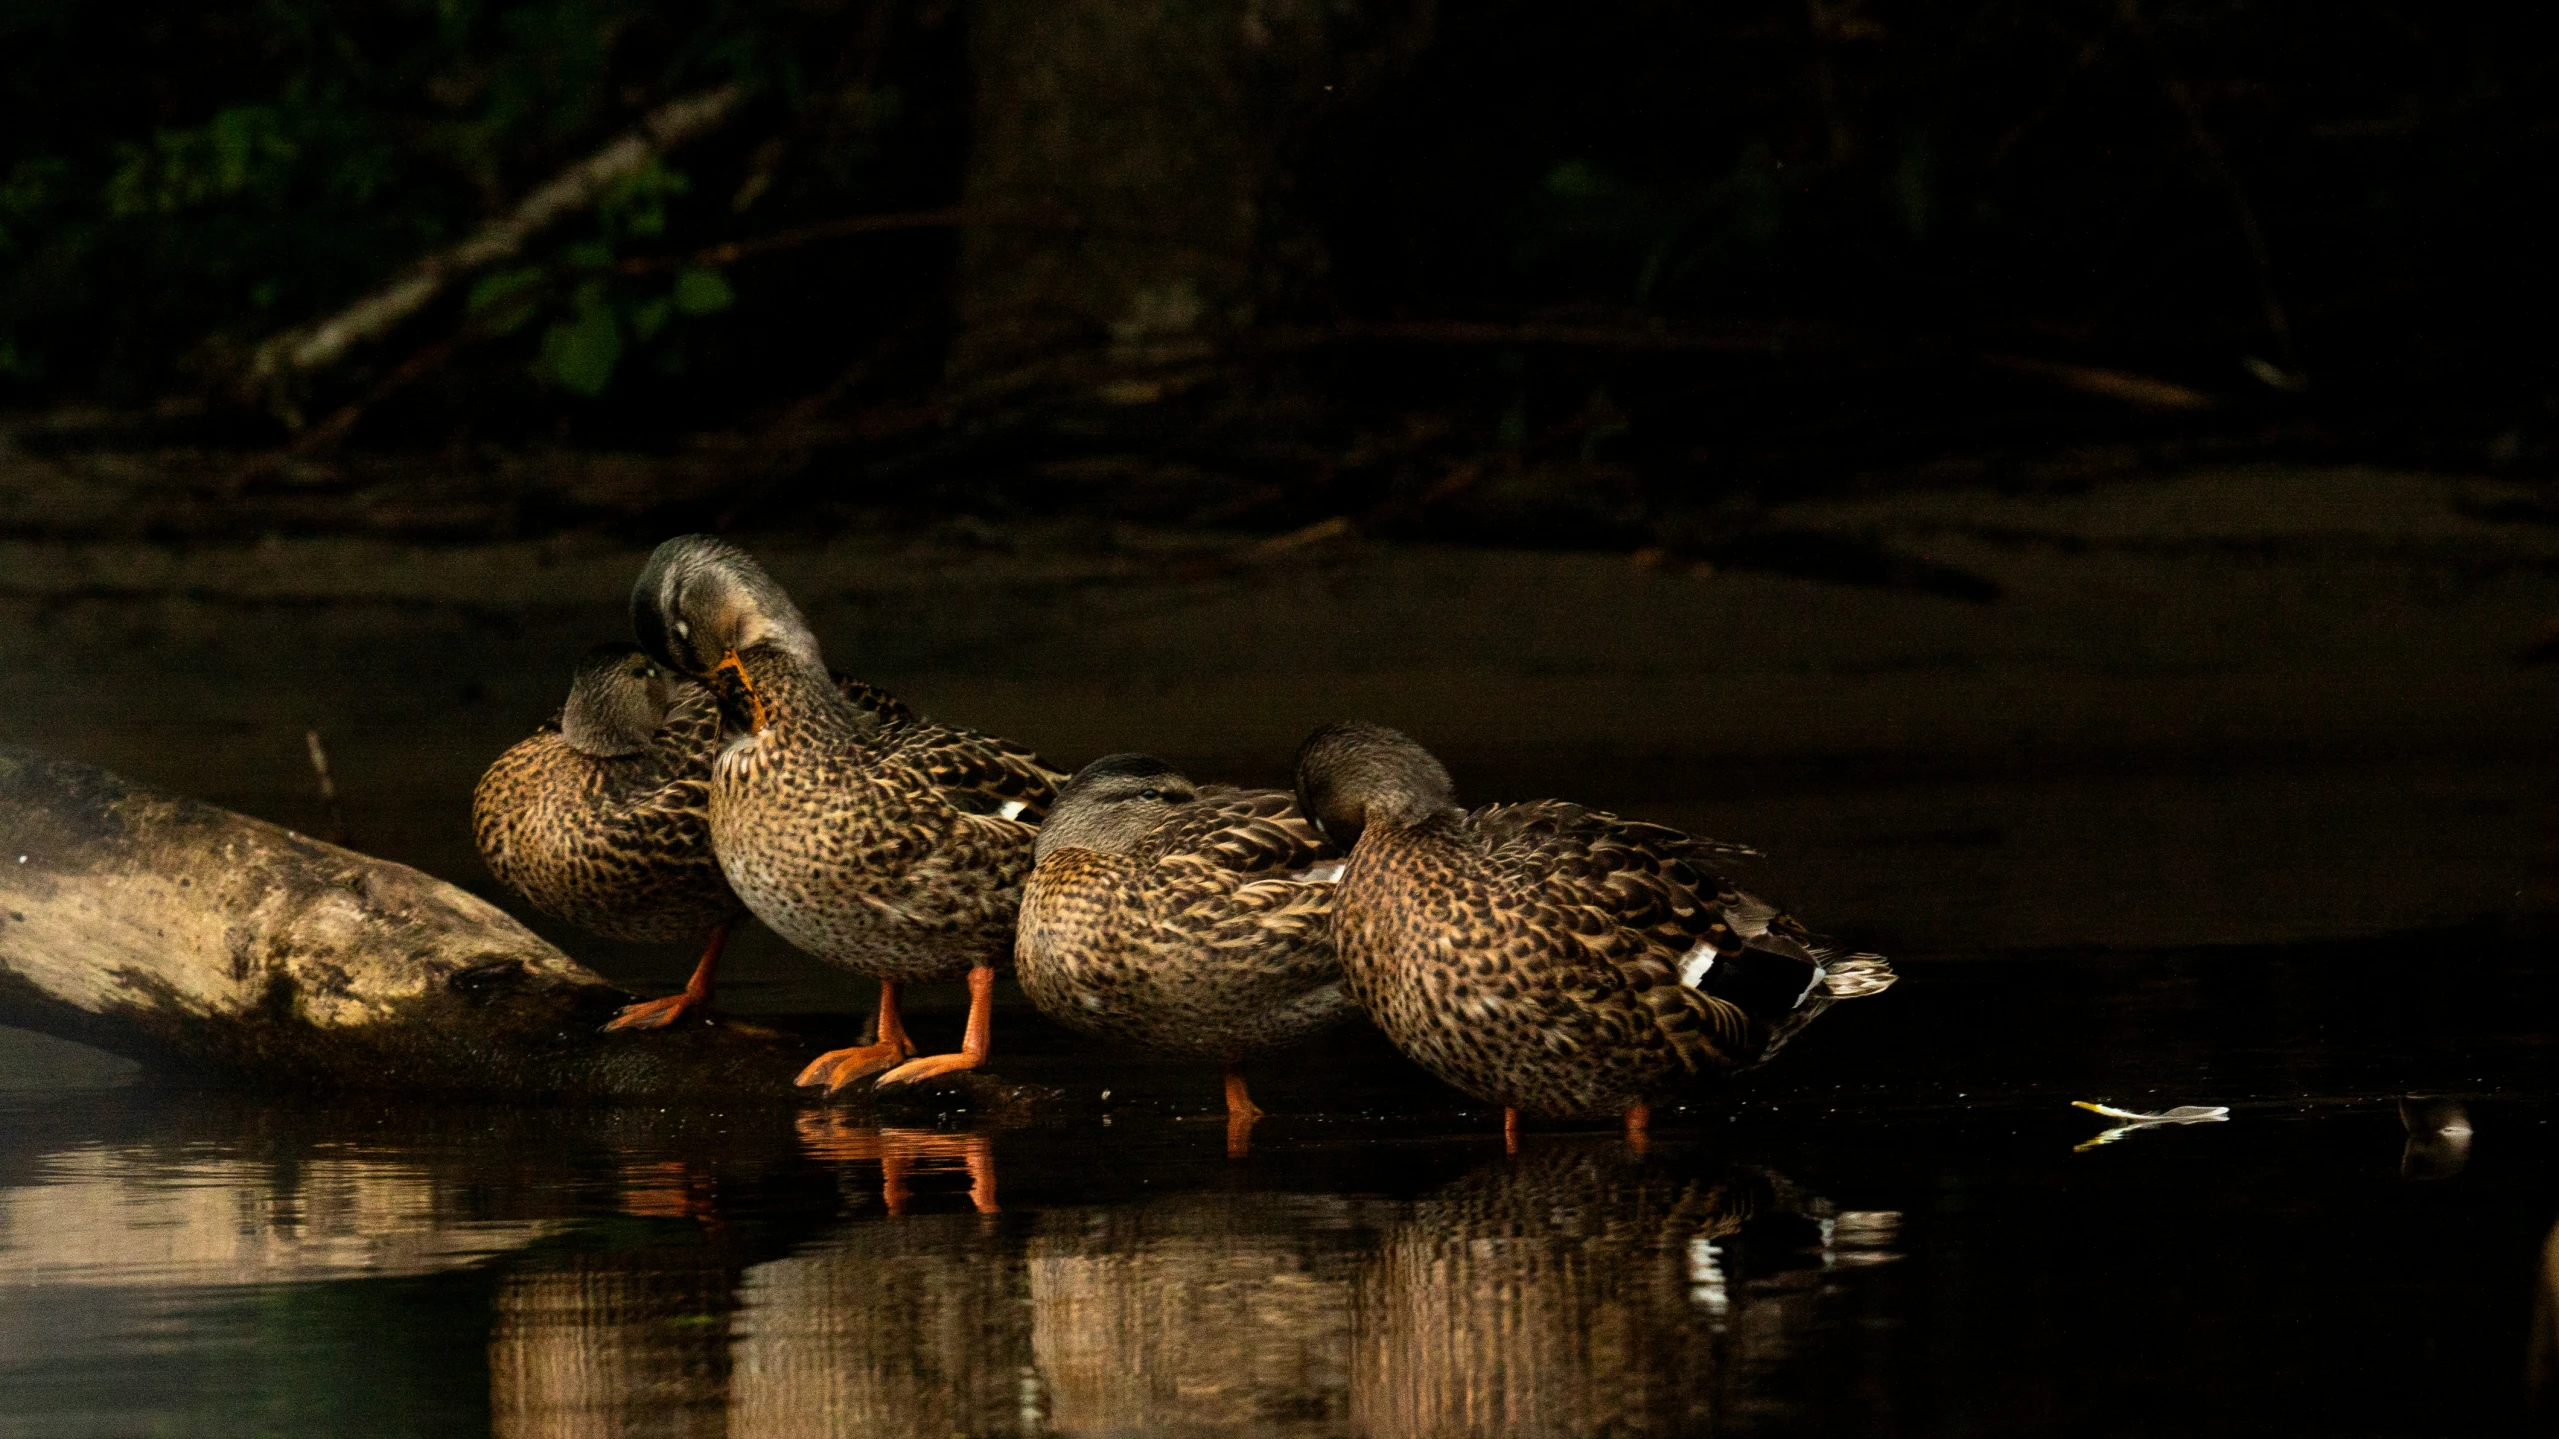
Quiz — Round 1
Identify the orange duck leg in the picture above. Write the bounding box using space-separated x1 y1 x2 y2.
795 980 916 1093
603 921 732 1032
875 966 996 1088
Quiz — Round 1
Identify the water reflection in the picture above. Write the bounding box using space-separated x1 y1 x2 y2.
2397 1097 2473 1181
1029 1196 1368 1434
0 1140 561 1287
731 1211 1029 1439
795 1111 1000 1215
2530 1217 2559 1434
491 1254 735 1439
1352 1144 1892 1438
0 1094 1912 1438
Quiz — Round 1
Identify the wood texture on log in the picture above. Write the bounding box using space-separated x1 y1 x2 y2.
0 746 805 1099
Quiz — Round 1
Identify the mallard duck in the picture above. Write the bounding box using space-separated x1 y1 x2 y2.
1292 720 1895 1146
630 534 1065 1092
471 642 741 1031
472 642 923 1031
1016 754 1351 1152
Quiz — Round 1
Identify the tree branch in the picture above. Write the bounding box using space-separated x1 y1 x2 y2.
234 84 744 422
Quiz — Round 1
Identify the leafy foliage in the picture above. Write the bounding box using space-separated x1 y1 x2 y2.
1 0 2550 463
0 0 950 411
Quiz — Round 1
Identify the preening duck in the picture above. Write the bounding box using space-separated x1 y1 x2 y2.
1016 754 1352 1154
631 534 1066 1092
470 642 741 1031
1292 720 1894 1147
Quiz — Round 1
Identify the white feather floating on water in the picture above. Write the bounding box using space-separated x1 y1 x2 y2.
2073 1101 2230 1124
2072 1100 2230 1150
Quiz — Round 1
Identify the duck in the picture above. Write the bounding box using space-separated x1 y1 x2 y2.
1015 754 1352 1153
1291 720 1895 1147
471 641 741 1031
629 533 1066 1093
471 642 927 1031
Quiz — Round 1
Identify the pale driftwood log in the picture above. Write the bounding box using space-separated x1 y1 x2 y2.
0 745 810 1099
235 84 742 420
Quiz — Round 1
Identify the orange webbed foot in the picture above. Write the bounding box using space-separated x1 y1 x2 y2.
602 990 713 1032
874 1051 985 1088
602 923 728 1033
795 1041 912 1094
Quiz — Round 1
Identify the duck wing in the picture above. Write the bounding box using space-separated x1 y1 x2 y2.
1137 786 1336 875
1467 800 1889 1073
822 675 1066 824
869 718 1067 826
830 675 920 731
1141 788 1341 996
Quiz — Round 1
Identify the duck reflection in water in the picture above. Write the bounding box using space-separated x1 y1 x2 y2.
729 1203 1030 1439
794 1110 999 1215
1353 1141 1898 1439
1027 1193 1371 1434
492 1250 737 1439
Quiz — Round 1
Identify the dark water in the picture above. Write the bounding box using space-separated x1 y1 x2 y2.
6 930 2559 1438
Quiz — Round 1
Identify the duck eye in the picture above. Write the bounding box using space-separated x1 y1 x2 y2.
1137 788 1162 800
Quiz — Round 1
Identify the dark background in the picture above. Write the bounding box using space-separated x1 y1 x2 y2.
6 12 2559 1433
4 0 2555 550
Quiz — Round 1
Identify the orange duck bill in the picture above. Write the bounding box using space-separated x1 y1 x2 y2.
710 650 771 733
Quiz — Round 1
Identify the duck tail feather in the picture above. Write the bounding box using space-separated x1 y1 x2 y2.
1817 953 1897 1000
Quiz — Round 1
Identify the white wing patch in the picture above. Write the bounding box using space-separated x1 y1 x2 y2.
1290 860 1347 884
1794 965 1828 1008
997 799 1029 821
1677 939 1717 988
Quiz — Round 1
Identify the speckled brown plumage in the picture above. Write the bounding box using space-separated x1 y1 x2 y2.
709 644 1064 984
630 532 1068 1088
472 664 736 945
1299 722 1894 1121
1017 778 1350 1064
471 655 929 946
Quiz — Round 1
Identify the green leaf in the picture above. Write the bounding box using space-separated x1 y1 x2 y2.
535 303 621 396
465 266 545 330
1544 159 1612 204
671 268 733 315
629 295 673 340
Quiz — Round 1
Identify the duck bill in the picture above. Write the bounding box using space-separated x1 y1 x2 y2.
712 650 771 734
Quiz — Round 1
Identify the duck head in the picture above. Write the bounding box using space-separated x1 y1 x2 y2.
1035 754 1199 860
1291 720 1458 851
560 642 676 758
629 534 825 679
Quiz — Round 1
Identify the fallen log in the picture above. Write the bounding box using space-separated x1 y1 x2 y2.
0 746 810 1100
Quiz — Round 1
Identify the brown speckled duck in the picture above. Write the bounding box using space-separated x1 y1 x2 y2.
1292 720 1895 1147
1016 754 1352 1153
471 642 741 1031
631 534 1066 1093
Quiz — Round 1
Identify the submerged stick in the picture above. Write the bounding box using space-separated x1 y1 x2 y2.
303 727 349 846
0 746 809 1099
